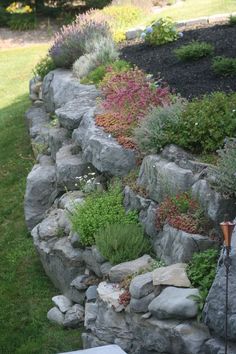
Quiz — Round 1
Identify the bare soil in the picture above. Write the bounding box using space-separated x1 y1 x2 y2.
121 24 236 99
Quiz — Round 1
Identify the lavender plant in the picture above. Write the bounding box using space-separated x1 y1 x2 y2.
49 12 111 68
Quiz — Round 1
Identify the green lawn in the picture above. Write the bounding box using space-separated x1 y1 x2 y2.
144 0 236 25
0 46 82 354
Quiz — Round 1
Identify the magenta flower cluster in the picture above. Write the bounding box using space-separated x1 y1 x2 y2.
100 67 171 123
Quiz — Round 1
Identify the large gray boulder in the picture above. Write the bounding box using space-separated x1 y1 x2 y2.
56 96 97 130
123 186 151 213
139 201 159 239
204 338 236 354
56 144 95 192
203 224 236 341
72 109 137 177
48 127 69 161
129 272 154 299
154 224 217 265
129 292 155 313
191 179 236 225
24 157 57 230
42 69 99 113
138 155 196 203
109 255 153 283
148 287 199 320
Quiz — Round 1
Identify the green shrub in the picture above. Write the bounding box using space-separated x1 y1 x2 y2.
134 97 186 154
95 223 151 265
70 182 138 246
142 17 179 46
212 56 236 76
209 138 236 198
8 13 35 30
33 55 56 79
175 41 214 61
187 249 219 302
80 59 131 85
174 92 236 153
229 14 236 25
0 6 9 27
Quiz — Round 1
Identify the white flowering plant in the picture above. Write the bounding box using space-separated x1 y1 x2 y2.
141 17 180 46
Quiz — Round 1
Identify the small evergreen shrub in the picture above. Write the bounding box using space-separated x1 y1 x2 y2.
175 41 214 61
134 97 186 154
187 249 219 301
209 138 236 198
212 56 236 76
33 55 56 79
142 17 179 46
70 182 138 246
229 14 236 26
173 92 236 153
95 223 151 264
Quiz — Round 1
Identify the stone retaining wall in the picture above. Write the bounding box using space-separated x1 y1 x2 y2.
25 69 236 354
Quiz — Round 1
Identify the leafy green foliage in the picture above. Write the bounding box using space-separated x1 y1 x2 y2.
175 41 214 61
33 55 56 78
134 97 186 154
212 56 236 76
8 13 35 30
187 249 219 310
0 6 9 26
143 17 179 46
209 138 236 198
70 182 138 246
173 92 236 153
85 0 112 9
229 14 236 25
81 60 131 85
95 223 151 265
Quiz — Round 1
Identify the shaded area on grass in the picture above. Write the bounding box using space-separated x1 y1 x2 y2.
0 46 82 353
121 24 236 98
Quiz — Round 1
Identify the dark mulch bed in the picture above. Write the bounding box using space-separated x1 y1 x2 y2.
121 24 236 99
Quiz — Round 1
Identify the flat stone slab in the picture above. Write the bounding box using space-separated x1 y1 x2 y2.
109 255 153 283
58 345 127 354
52 295 72 313
152 263 191 288
148 286 199 320
97 281 125 311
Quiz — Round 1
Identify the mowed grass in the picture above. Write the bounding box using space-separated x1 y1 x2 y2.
144 0 236 24
0 46 82 353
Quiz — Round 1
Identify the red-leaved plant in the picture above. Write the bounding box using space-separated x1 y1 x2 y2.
99 67 170 123
156 192 214 235
118 290 131 307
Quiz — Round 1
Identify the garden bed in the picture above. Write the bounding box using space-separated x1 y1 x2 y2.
121 24 236 98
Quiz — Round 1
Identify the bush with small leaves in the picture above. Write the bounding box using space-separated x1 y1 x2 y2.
209 138 236 198
33 55 56 79
174 92 236 153
142 17 179 46
95 223 151 265
174 41 214 61
212 56 236 76
134 97 187 154
70 182 138 246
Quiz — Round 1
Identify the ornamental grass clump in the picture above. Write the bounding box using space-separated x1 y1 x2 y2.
134 97 187 154
49 12 111 68
95 223 151 265
209 138 236 198
70 182 138 246
156 192 215 236
174 41 214 61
